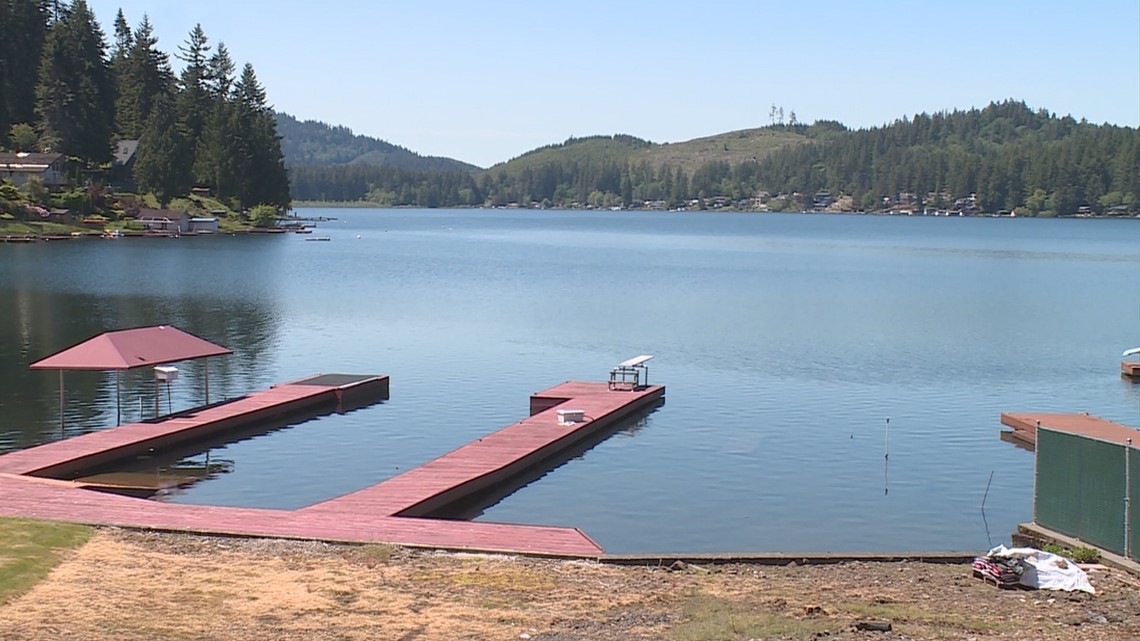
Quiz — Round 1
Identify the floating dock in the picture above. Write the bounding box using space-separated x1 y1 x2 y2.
0 377 664 558
302 381 664 518
1000 412 1139 447
1123 361 1140 380
0 373 389 479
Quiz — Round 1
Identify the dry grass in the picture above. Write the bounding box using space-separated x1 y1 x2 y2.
0 527 1138 640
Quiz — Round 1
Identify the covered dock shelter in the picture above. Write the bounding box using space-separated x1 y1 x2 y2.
29 325 233 428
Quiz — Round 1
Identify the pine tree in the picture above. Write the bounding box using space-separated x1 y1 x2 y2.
231 63 289 208
134 92 190 206
175 24 211 172
110 8 131 59
35 0 113 161
1 0 51 144
113 15 173 140
193 41 237 198
195 98 237 202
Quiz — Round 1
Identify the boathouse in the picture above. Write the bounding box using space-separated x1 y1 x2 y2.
1003 412 1140 563
138 208 191 234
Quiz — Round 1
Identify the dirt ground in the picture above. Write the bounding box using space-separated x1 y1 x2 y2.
1 529 1138 641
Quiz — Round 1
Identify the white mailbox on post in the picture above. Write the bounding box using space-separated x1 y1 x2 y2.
154 365 179 382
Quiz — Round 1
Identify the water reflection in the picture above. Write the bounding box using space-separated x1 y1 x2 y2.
0 238 284 452
430 399 664 520
76 394 386 498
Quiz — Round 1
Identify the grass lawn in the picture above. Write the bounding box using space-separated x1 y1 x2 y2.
0 518 91 605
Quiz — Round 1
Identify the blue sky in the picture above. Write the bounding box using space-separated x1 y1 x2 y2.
87 0 1139 168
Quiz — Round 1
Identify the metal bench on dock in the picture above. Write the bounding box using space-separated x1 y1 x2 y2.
609 354 653 391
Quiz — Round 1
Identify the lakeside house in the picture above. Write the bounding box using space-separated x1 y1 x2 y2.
136 209 219 234
137 208 191 234
0 152 65 188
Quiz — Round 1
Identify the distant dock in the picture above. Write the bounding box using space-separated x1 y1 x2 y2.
0 376 664 558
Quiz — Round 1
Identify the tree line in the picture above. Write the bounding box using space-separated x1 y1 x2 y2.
0 0 289 209
291 101 1138 216
755 101 1139 215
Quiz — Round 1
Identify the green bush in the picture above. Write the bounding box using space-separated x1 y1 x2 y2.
1041 543 1100 563
248 203 278 228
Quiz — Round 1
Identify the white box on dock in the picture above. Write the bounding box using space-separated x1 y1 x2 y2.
556 409 586 425
154 366 179 382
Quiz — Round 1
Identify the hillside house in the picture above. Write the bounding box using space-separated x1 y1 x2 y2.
0 152 65 188
111 140 138 189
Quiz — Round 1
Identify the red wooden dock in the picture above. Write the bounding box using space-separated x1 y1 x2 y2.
0 373 389 478
1000 412 1139 447
303 381 664 517
1123 361 1140 380
0 378 664 558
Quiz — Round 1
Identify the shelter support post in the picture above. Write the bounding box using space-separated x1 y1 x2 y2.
58 369 64 436
205 358 210 404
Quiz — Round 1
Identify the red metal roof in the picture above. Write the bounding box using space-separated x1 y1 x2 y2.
29 326 232 371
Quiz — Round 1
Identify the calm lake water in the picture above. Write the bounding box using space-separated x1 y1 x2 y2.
1 209 1138 554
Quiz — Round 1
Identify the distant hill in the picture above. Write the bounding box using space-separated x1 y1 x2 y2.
485 128 815 177
275 113 480 172
289 100 1139 216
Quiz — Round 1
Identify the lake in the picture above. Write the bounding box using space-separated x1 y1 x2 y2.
1 209 1137 554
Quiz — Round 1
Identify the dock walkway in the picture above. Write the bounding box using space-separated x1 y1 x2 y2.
0 377 663 557
303 381 663 517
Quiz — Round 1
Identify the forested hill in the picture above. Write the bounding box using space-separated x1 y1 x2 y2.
276 113 479 172
289 101 1139 216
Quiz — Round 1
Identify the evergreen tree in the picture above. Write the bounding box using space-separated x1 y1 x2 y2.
113 15 173 140
110 7 131 59
175 24 211 169
205 41 235 99
193 41 237 195
195 100 236 201
35 0 113 161
0 0 51 143
134 92 190 206
231 63 289 208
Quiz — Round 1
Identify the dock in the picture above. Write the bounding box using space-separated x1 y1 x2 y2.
1000 412 1139 447
0 377 664 558
0 373 389 479
1123 361 1140 380
302 381 664 517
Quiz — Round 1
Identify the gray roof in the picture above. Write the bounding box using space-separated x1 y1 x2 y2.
113 140 139 166
0 152 64 170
